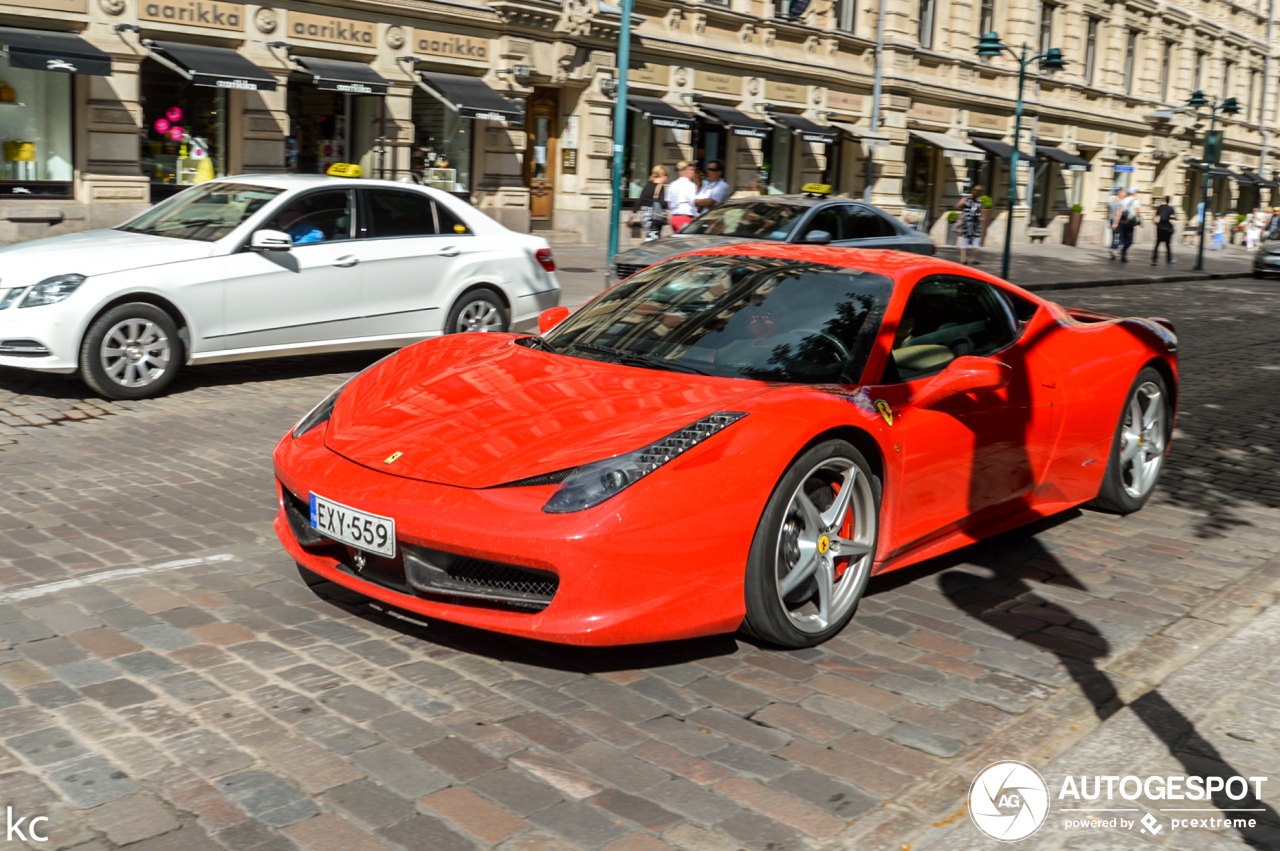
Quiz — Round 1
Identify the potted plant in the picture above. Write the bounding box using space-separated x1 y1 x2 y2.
980 195 994 241
1063 203 1085 246
946 210 960 245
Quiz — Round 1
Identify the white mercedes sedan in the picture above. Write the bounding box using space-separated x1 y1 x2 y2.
0 175 560 399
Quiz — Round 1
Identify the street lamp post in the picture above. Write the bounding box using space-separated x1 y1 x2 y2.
605 0 635 265
1187 90 1241 272
975 34 1066 280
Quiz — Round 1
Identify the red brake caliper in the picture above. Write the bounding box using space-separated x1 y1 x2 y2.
831 482 854 580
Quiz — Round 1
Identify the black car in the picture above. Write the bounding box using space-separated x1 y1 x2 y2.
609 194 935 286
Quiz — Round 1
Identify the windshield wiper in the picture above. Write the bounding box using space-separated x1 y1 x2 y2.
519 335 559 352
567 341 712 376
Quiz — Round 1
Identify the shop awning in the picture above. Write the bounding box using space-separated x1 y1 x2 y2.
1236 169 1260 187
1255 172 1280 189
1187 162 1236 180
909 129 986 161
1036 145 1091 171
626 95 694 130
416 71 522 122
145 41 276 91
770 113 839 144
968 136 1034 163
0 27 112 76
698 105 770 138
294 56 388 96
830 122 891 148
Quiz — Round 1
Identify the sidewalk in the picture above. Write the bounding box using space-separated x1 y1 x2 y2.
550 240 1258 309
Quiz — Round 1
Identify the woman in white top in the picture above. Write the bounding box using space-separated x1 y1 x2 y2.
1246 207 1263 251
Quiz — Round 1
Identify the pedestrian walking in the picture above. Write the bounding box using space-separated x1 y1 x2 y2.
694 160 732 215
1267 207 1280 241
1114 189 1141 262
1107 187 1127 260
1246 207 1263 250
954 185 984 265
1151 195 1176 266
666 161 700 233
627 165 669 242
1213 212 1227 250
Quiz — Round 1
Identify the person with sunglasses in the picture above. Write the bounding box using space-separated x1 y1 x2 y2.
695 160 732 216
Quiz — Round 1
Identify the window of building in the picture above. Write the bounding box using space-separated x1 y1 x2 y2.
624 115 654 200
1249 70 1258 122
919 0 936 49
902 139 935 205
411 89 473 196
1160 42 1172 102
1038 3 1055 58
1084 18 1099 86
1114 154 1133 190
1124 31 1138 94
836 0 856 32
0 65 73 197
979 0 995 37
763 129 793 194
1222 60 1233 100
139 57 228 202
1193 51 1205 92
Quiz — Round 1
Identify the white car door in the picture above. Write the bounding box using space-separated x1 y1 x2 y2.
217 188 365 352
358 187 477 339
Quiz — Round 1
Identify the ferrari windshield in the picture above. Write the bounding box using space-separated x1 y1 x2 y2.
543 256 892 384
117 182 284 242
679 201 806 239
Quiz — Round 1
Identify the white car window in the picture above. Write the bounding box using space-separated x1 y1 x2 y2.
263 190 354 245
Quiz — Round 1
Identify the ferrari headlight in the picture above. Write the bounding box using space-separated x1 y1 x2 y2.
20 274 86 308
543 412 747 513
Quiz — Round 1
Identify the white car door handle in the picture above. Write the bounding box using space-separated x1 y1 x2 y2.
332 256 359 267
437 246 459 257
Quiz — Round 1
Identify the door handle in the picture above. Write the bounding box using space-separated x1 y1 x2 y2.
332 256 359 267
437 246 459 257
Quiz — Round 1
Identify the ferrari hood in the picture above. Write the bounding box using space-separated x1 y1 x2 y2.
611 235 759 268
0 229 215 286
324 335 770 488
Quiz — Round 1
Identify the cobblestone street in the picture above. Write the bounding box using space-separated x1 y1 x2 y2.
0 277 1279 851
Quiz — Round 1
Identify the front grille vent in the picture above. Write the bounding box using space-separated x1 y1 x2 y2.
614 263 647 280
403 546 558 611
494 468 576 488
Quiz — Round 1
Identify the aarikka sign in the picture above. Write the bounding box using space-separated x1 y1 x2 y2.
141 0 244 30
290 12 376 46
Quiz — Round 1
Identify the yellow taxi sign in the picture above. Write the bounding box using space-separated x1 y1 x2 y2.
801 183 832 196
326 163 363 178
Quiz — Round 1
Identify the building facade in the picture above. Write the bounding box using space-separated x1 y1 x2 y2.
0 0 1275 246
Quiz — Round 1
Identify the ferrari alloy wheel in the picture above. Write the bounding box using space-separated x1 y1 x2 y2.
446 287 508 334
1089 367 1172 514
743 440 881 648
80 302 182 400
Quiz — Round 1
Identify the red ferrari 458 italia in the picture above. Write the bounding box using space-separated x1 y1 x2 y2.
273 243 1177 648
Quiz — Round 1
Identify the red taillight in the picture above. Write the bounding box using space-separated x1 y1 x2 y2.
535 248 555 272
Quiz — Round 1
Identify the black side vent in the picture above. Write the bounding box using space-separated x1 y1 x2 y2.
494 468 576 488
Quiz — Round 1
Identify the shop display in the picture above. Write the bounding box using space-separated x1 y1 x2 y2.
0 65 71 187
138 58 226 197
411 90 471 193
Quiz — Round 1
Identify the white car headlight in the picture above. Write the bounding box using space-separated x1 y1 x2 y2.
20 274 86 308
0 287 25 310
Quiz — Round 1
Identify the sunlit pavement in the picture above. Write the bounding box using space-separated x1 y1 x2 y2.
0 277 1278 851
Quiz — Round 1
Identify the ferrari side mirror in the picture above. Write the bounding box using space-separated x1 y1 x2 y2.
538 306 571 333
912 355 1011 408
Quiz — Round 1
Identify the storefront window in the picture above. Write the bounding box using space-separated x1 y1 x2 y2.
763 128 792 194
139 58 228 201
624 115 653 199
411 91 472 194
1113 155 1132 190
288 87 348 175
903 140 934 204
0 65 73 192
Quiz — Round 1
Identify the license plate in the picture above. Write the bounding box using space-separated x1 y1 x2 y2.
310 493 396 557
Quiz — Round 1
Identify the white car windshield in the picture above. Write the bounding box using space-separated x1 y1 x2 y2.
118 183 285 242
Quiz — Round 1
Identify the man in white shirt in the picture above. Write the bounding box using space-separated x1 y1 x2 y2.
666 161 700 232
695 160 732 215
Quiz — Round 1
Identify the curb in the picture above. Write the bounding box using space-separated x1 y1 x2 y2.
1019 270 1250 292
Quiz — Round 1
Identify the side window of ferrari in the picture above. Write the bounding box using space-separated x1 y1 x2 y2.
888 276 1018 381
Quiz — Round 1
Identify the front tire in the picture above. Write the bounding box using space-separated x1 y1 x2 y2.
1088 367 1171 514
80 302 181 400
446 287 508 334
743 440 881 648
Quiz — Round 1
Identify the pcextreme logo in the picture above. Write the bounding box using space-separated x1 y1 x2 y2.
969 761 1051 841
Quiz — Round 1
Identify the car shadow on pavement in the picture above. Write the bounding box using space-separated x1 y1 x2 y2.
921 522 1280 847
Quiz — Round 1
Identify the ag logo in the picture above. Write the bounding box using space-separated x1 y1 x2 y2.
969 761 1049 842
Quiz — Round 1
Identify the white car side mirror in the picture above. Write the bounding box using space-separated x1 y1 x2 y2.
251 229 293 251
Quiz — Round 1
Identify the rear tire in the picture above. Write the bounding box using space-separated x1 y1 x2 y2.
742 440 880 648
80 302 182 400
1088 367 1171 514
446 287 508 334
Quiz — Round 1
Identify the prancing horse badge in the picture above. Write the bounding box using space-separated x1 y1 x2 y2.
875 400 894 426
384 452 403 464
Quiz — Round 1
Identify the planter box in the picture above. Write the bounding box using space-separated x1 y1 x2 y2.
1063 212 1083 246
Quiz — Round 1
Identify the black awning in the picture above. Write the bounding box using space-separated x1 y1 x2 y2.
147 41 276 91
0 27 112 76
770 113 838 144
969 137 1034 162
1188 163 1236 180
416 71 522 122
627 95 694 130
1236 170 1260 187
1035 145 1091 171
294 56 387 95
699 105 770 138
